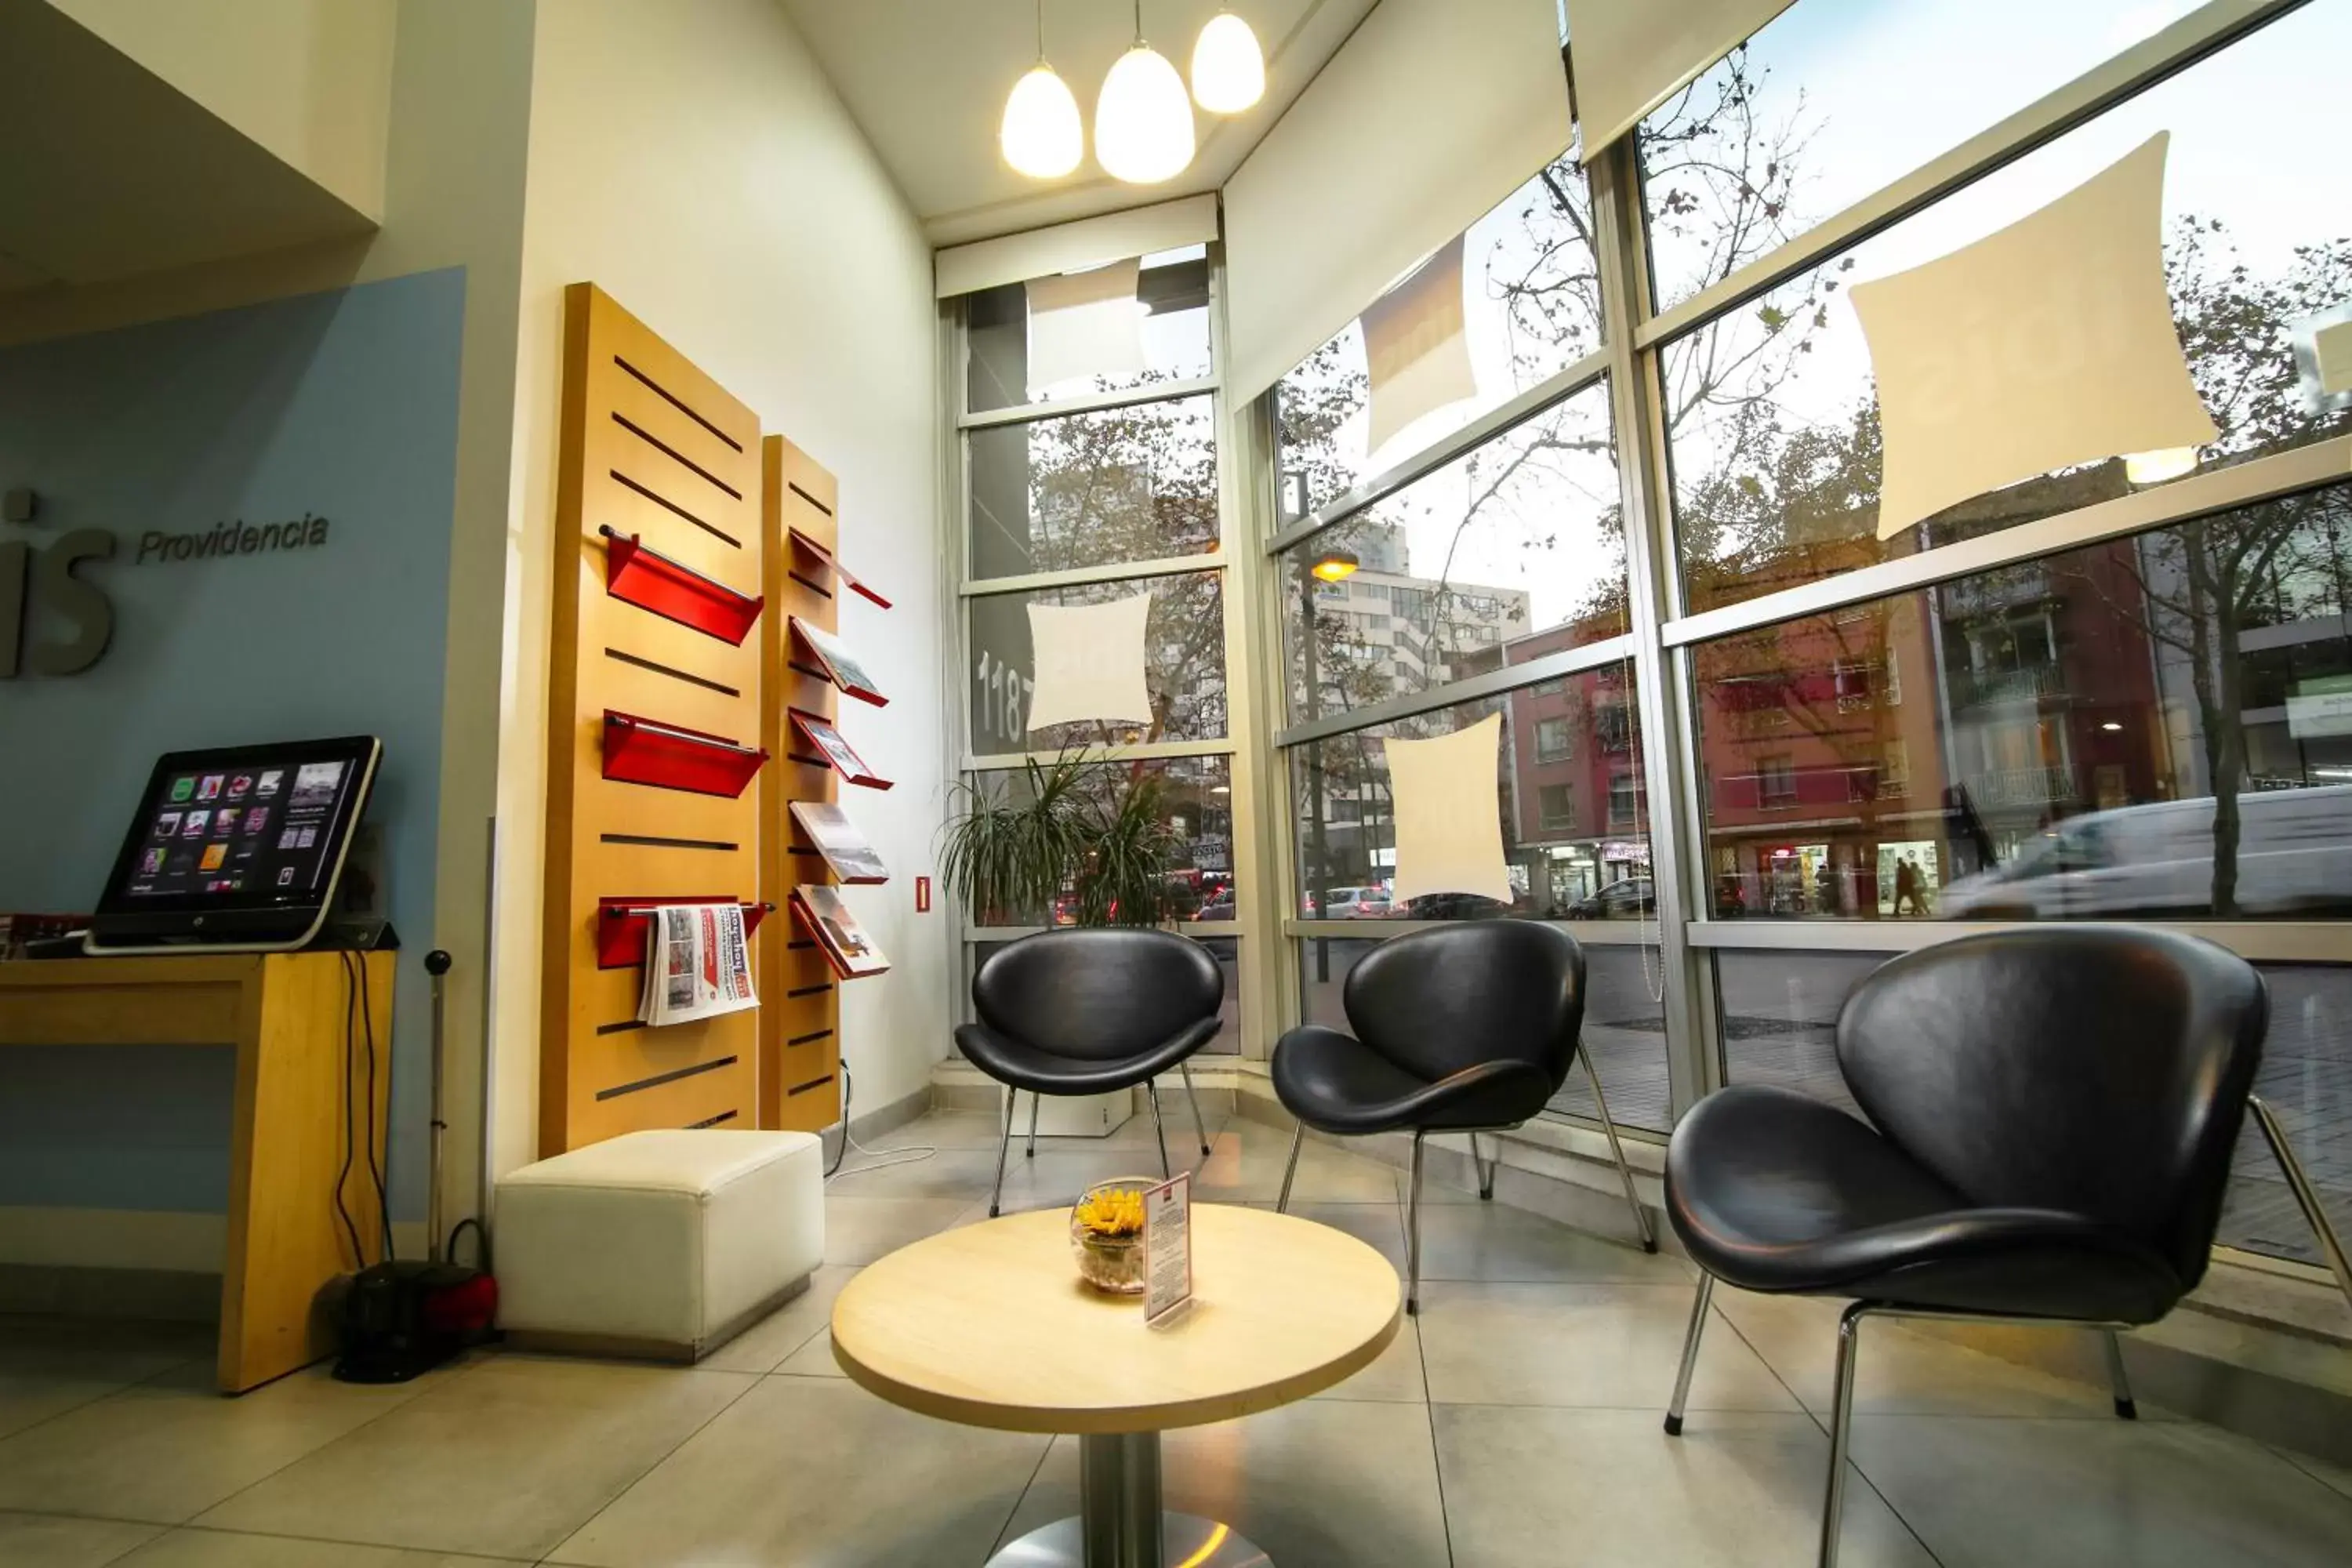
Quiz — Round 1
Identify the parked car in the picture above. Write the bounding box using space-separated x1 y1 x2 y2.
1566 877 1656 920
1320 885 1393 919
1397 891 1510 920
1940 786 2352 918
1192 895 1236 922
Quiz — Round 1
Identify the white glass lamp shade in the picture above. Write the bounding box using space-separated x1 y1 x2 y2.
1096 45 1195 184
1001 64 1083 179
1191 11 1265 113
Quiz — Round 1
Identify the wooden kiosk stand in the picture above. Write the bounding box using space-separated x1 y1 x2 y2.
539 283 880 1156
0 952 393 1392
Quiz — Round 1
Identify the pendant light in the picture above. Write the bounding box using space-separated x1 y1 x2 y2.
1190 9 1265 113
1095 0 1195 184
1000 0 1082 179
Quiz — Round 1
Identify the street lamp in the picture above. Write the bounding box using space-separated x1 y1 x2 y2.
1310 548 1359 583
1301 546 1359 978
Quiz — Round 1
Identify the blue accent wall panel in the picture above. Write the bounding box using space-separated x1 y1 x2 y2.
0 269 466 1219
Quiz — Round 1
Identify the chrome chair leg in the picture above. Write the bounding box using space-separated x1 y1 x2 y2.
1178 1060 1211 1156
1406 1130 1427 1317
2101 1329 2138 1420
990 1085 1015 1218
2249 1094 2352 1314
1663 1271 1714 1435
1579 1046 1659 1252
1025 1091 1040 1160
1469 1131 1495 1200
1276 1121 1305 1212
1147 1082 1170 1179
1819 1302 1867 1568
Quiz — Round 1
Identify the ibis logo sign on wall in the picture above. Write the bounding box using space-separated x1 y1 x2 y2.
1 487 333 678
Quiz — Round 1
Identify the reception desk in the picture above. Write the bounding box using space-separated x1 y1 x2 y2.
0 951 393 1392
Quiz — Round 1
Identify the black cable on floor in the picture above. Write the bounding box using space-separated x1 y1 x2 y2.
357 951 391 1264
332 952 365 1270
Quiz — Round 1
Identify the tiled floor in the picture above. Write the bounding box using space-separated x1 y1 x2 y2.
4 1110 2350 1567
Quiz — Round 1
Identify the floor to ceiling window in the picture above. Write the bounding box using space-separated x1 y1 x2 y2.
1243 0 2349 1268
950 245 1251 1051
1261 143 1676 1131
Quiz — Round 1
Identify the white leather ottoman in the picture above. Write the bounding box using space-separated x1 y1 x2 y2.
495 1128 825 1361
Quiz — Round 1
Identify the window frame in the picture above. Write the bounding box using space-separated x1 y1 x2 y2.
1236 0 2347 1289
949 242 1268 1056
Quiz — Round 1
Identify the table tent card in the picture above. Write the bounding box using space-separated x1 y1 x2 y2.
1143 1170 1195 1327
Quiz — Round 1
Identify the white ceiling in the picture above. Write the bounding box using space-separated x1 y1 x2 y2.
780 0 1378 248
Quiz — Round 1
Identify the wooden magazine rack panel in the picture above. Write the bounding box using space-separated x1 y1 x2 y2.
542 284 764 1154
760 434 844 1132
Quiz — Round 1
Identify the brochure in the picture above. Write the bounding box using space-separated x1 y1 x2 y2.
787 709 895 789
790 800 889 884
791 618 887 707
791 884 891 979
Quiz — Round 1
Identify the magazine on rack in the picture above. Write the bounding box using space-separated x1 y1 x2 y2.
789 800 889 884
787 709 894 789
790 618 887 706
637 902 759 1026
791 884 891 979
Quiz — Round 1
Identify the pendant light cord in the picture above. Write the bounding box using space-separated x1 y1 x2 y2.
1035 0 1045 62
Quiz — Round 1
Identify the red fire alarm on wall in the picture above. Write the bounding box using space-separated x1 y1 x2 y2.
915 876 931 913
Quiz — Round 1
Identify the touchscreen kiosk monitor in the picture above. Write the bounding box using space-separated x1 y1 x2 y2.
86 735 382 954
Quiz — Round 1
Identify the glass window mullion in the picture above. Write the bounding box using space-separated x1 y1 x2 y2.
1592 136 1715 1125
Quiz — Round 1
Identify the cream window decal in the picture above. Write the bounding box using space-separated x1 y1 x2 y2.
2314 318 2352 397
1849 133 2218 542
1024 595 1154 731
1384 713 1512 906
1360 235 1479 457
1026 258 1146 397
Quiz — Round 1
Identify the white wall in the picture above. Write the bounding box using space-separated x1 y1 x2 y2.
492 0 949 1178
48 0 397 222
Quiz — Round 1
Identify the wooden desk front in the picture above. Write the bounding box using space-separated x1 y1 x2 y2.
0 952 392 1392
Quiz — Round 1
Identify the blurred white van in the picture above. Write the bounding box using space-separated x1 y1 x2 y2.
1940 785 2352 918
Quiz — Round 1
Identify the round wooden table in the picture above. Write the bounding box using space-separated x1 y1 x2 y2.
831 1202 1402 1568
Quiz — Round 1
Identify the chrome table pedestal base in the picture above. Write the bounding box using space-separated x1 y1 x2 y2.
986 1432 1271 1568
989 1513 1271 1568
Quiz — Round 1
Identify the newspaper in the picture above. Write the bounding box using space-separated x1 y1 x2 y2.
637 902 759 1026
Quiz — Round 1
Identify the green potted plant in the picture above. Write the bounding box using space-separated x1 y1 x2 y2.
939 749 1185 928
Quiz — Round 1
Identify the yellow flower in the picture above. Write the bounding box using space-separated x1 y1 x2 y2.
1076 1188 1145 1238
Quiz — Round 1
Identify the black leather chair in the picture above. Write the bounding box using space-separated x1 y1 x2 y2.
956 928 1225 1217
1661 926 2267 1568
1271 921 1656 1315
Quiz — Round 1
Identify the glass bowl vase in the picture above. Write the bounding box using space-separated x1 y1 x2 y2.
1069 1178 1155 1294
